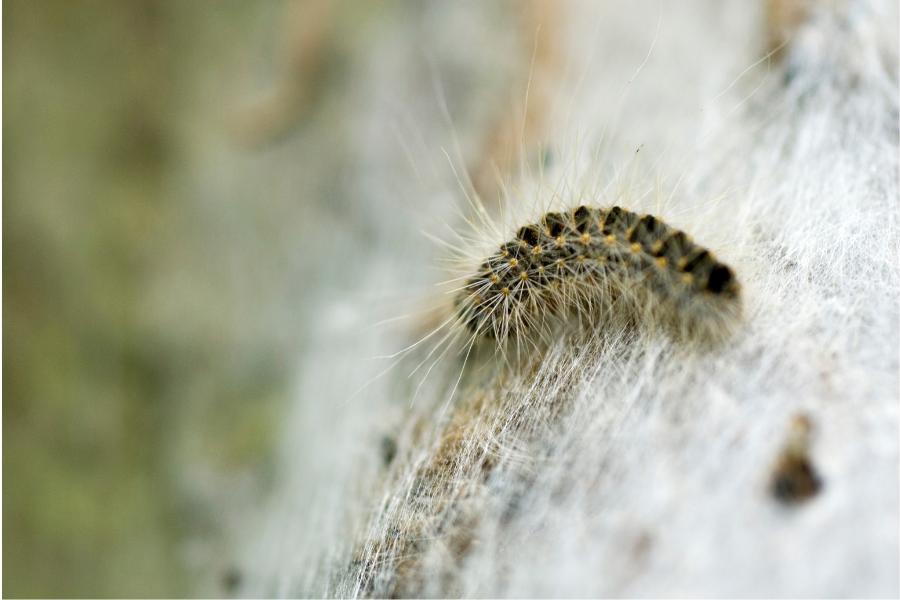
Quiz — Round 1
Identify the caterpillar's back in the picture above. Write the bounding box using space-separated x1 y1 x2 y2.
455 205 741 344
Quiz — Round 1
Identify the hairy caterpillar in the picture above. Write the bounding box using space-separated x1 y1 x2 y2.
454 205 741 345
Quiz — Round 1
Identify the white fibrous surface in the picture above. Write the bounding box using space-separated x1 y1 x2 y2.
243 1 899 596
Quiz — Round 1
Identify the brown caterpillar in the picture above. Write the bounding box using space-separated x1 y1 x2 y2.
454 205 741 344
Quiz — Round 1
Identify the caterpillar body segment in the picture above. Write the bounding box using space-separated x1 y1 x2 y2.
454 205 741 344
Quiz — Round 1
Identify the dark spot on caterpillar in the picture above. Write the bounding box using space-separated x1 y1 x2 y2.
601 206 626 234
706 264 734 295
574 205 592 233
602 205 640 235
682 249 712 273
630 214 663 248
656 230 691 260
518 225 541 246
543 212 566 237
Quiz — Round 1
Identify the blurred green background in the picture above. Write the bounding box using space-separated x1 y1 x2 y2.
3 1 354 595
3 0 517 596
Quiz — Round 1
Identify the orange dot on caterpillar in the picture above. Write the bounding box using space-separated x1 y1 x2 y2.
454 205 741 344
